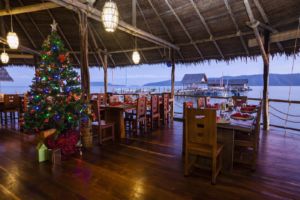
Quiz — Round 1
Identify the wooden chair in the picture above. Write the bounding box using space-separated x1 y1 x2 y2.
182 102 194 155
147 95 160 130
2 94 21 124
197 97 207 108
184 108 223 184
91 99 115 145
234 102 262 170
161 93 170 125
109 95 120 103
125 97 147 134
232 96 247 107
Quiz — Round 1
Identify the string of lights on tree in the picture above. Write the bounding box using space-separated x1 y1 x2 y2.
24 21 88 133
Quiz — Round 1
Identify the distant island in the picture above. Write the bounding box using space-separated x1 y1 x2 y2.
91 82 125 87
143 73 300 86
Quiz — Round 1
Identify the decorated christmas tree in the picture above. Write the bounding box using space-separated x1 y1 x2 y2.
24 21 88 135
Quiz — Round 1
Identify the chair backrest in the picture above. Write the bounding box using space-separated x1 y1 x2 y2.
91 99 101 122
109 95 120 103
124 95 133 103
185 108 217 148
232 96 247 107
4 94 20 110
253 102 262 135
137 96 147 118
163 93 169 115
151 95 159 114
0 94 4 103
197 97 206 108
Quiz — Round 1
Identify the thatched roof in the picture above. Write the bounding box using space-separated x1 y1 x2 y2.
0 68 13 81
0 0 299 68
181 73 207 84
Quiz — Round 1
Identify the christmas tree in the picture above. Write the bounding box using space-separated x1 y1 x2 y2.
24 21 88 134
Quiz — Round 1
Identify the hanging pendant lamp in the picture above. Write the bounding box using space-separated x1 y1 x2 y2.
6 15 19 49
101 0 119 32
132 37 140 64
1 46 9 64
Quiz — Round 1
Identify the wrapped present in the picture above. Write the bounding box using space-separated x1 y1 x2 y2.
49 149 61 165
36 142 49 162
40 128 56 139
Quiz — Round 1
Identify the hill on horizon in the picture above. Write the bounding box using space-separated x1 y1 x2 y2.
143 73 300 86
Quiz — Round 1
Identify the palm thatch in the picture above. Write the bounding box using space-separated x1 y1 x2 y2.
0 0 299 68
0 68 13 81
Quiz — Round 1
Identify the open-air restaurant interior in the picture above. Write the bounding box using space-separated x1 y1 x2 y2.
0 0 300 199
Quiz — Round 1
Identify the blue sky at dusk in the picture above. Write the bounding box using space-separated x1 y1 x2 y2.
3 54 299 87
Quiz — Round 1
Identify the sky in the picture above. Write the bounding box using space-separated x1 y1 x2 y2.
2 54 299 87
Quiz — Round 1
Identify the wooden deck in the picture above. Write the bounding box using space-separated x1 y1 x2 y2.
0 122 300 200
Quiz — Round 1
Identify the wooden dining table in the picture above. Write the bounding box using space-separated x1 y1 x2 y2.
216 113 255 172
101 97 174 141
183 107 256 173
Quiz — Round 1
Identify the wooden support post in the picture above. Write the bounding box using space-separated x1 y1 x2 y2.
78 11 92 148
104 50 108 96
170 49 175 121
79 11 90 99
263 30 270 131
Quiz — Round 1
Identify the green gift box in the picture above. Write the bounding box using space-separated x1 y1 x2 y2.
36 142 49 162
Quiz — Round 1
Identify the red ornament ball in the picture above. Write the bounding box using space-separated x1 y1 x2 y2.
58 54 66 63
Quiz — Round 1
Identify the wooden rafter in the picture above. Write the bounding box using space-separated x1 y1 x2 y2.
89 24 116 66
0 2 59 16
0 37 40 55
136 1 164 59
48 0 179 50
253 0 284 51
189 0 224 59
243 0 269 65
14 15 37 49
223 0 249 55
164 0 204 59
248 29 300 47
110 31 254 54
18 0 45 40
146 0 184 60
71 13 100 67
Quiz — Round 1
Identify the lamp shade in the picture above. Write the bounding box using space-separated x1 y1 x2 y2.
6 32 19 49
86 0 96 5
0 52 9 64
101 1 119 32
132 51 140 64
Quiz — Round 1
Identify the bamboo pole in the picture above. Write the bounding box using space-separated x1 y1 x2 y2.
79 11 90 98
170 49 175 121
104 51 108 96
263 30 270 131
0 2 59 16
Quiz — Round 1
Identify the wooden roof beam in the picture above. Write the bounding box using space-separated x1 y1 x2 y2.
253 0 284 51
0 37 40 55
189 0 224 59
248 29 300 47
164 0 204 59
48 0 179 51
244 0 269 65
0 2 60 16
223 0 249 55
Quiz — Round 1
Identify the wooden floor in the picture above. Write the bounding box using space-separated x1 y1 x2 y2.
0 122 300 200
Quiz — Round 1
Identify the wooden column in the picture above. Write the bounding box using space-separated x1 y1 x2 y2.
263 30 270 130
104 50 108 95
78 11 90 99
78 11 92 148
170 49 175 121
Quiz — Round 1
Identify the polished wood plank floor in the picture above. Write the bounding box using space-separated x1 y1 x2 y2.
0 122 300 200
